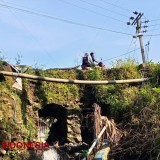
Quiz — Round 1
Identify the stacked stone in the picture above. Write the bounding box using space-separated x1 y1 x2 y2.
66 114 82 143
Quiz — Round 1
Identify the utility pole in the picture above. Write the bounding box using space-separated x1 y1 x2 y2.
136 16 146 65
127 12 146 66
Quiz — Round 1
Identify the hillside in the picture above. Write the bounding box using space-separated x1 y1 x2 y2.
0 60 160 160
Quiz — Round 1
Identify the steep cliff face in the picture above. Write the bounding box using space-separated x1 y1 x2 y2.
0 61 160 160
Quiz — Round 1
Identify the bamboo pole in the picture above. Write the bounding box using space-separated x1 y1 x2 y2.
87 126 107 159
0 71 150 85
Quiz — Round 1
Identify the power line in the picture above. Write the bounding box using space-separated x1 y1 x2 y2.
147 28 160 32
143 25 160 29
99 0 133 13
84 0 125 50
85 18 108 51
0 0 132 15
123 36 138 61
144 34 160 37
103 48 140 61
58 0 126 23
126 37 134 53
0 0 61 67
145 36 152 62
142 20 160 32
77 0 129 18
133 37 138 57
149 24 160 27
0 3 133 36
149 19 160 22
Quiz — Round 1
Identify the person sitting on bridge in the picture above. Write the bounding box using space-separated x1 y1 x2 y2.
90 52 99 66
81 53 92 70
90 52 107 69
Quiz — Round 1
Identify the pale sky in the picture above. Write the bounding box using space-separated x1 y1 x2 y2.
0 0 160 69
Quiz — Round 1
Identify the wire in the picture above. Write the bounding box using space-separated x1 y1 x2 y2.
82 0 130 61
126 37 134 53
149 24 160 27
123 36 137 60
133 36 138 58
149 19 160 22
84 0 127 51
58 0 126 24
147 28 160 32
0 3 133 36
144 34 160 37
103 48 140 61
77 0 129 18
85 19 108 51
0 0 61 67
99 0 132 13
145 36 152 62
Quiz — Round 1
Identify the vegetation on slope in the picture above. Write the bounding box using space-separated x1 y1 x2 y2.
0 58 160 159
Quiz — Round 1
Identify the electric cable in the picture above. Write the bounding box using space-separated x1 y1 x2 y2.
126 37 134 53
146 28 160 32
149 19 160 22
0 0 61 68
0 3 133 36
103 48 140 61
84 0 124 51
78 0 129 18
133 36 138 58
99 0 133 13
149 24 160 27
85 19 107 51
144 34 160 37
58 0 126 24
145 36 152 62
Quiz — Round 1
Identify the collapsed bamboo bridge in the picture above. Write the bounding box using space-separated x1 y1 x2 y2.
0 71 150 85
